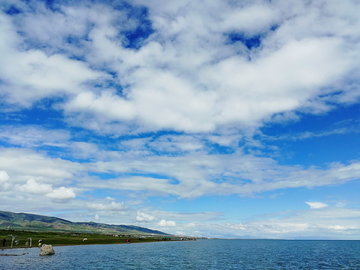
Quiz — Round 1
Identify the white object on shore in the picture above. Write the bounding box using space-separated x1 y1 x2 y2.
39 244 55 256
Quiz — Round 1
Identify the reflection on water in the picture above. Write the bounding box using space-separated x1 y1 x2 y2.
2 239 360 269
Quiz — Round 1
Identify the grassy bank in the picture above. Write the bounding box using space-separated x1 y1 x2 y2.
0 229 173 249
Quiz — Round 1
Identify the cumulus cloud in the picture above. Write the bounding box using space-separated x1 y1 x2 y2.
0 171 9 182
157 219 176 227
87 201 127 211
46 187 76 201
136 211 155 222
0 170 10 190
57 0 359 134
17 178 52 194
0 11 105 108
0 148 83 184
184 222 196 228
0 0 356 133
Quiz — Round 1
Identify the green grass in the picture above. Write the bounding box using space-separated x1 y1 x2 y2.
0 229 173 249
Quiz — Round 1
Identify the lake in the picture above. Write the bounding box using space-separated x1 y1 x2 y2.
2 239 360 269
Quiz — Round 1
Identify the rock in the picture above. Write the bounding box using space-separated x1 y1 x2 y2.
39 244 55 256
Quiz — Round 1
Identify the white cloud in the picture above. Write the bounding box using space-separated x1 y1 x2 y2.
0 0 360 240
0 171 9 182
17 178 52 194
87 201 127 211
136 211 155 222
0 148 83 183
119 138 151 150
55 0 359 134
4 1 359 135
78 151 360 199
157 219 176 227
0 9 107 107
2 143 359 205
207 134 242 147
0 0 359 134
147 135 204 152
150 211 222 222
161 207 360 239
306 202 328 209
46 187 76 200
219 4 279 34
70 142 99 159
0 126 70 147
184 222 196 228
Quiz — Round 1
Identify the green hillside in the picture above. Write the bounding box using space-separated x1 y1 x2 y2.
0 210 167 236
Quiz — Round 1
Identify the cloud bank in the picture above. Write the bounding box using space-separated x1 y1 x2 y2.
0 0 360 239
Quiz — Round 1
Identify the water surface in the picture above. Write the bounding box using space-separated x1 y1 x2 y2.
2 239 360 269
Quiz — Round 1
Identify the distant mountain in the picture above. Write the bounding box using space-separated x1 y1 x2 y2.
0 210 168 235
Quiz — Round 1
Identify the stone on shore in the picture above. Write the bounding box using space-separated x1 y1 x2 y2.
39 244 55 256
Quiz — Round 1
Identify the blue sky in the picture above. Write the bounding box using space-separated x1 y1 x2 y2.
1 0 360 239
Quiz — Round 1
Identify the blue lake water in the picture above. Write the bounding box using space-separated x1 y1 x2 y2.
2 239 360 269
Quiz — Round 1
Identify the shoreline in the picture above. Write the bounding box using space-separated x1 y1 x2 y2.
0 240 167 256
1 228 174 250
1 238 174 251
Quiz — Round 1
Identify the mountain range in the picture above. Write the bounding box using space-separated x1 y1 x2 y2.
0 210 168 235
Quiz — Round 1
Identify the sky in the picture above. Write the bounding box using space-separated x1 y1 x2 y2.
0 0 360 240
